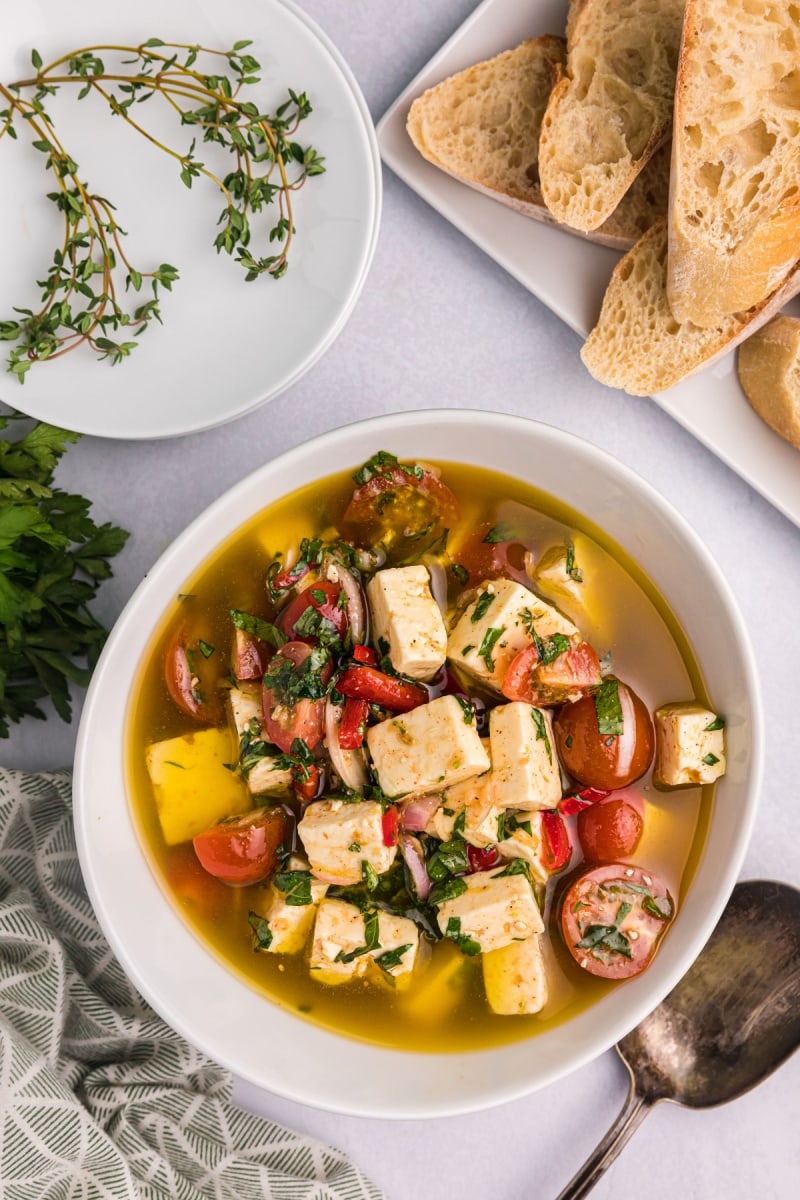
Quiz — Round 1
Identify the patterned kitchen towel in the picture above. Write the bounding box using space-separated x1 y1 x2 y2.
0 767 385 1200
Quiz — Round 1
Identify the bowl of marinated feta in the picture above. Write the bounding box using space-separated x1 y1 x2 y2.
73 410 761 1117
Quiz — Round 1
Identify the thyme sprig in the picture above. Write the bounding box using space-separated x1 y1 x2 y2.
0 39 325 381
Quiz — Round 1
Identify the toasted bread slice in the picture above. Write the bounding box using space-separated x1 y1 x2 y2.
737 316 800 451
668 0 800 327
538 0 684 232
581 220 800 395
406 38 668 250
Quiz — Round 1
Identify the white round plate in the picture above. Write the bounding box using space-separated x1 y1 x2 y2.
73 411 762 1118
0 0 380 438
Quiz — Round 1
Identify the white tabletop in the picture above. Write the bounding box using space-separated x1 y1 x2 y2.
4 2 799 1197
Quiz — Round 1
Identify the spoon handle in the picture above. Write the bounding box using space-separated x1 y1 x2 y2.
554 1081 652 1199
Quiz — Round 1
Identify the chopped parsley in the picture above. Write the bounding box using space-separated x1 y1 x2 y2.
478 626 504 672
291 604 342 650
530 707 553 763
565 541 583 583
702 752 720 766
197 639 215 658
353 450 423 486
454 695 475 724
492 858 532 882
643 894 674 921
575 901 632 961
263 645 331 705
593 677 624 738
428 876 468 906
471 591 495 623
362 861 379 891
273 869 314 906
461 643 475 655
375 944 412 973
482 522 516 544
444 916 481 956
270 736 316 782
335 908 380 963
450 563 469 586
230 609 287 649
703 715 725 732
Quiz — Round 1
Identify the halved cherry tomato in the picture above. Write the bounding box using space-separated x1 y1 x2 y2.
558 786 611 816
578 795 644 862
467 844 500 872
541 810 572 872
337 666 428 713
553 679 654 790
343 464 459 548
233 627 265 681
338 696 369 749
561 863 674 980
261 641 331 753
502 640 601 704
167 844 224 918
352 643 377 665
192 806 288 886
164 631 218 722
278 581 348 643
452 522 530 586
382 805 400 847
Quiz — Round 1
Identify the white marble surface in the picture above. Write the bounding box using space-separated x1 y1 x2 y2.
2 1 799 1197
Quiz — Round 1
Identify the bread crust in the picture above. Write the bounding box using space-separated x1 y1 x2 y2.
737 316 800 450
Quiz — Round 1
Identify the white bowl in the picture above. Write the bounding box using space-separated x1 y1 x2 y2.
74 410 762 1117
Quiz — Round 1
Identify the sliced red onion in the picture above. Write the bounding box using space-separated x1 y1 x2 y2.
399 832 431 901
400 792 441 832
323 555 365 646
324 698 368 794
422 554 448 616
524 549 537 583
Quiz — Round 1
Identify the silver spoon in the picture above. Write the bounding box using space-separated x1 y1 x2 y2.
556 879 800 1199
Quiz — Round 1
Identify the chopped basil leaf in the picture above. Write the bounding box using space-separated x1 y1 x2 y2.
230 609 287 649
703 715 725 732
273 869 314 906
444 915 481 956
702 752 720 766
616 901 632 924
496 811 506 841
530 707 553 763
593 677 624 738
478 626 504 672
454 695 475 724
353 451 424 486
375 943 413 973
471 591 495 623
565 735 573 748
362 861 379 891
492 858 532 882
248 912 273 952
576 923 633 960
348 841 361 853
270 736 316 781
263 645 331 704
450 563 469 586
461 643 475 655
335 908 380 963
482 522 516 544
428 876 468 905
427 832 469 882
565 541 583 583
642 894 674 921
291 603 342 650
163 760 186 769
533 630 570 666
197 639 215 658
309 587 327 603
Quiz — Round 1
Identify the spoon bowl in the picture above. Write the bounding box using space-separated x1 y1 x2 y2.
557 880 800 1198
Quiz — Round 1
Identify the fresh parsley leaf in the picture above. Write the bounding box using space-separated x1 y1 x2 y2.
428 876 468 905
198 639 215 658
593 677 624 738
450 563 469 586
482 522 516 544
478 626 504 672
702 752 720 766
248 912 274 951
492 858 532 882
444 915 480 956
471 591 495 623
230 608 287 648
564 541 583 583
273 869 314 906
642 894 674 921
335 908 380 963
576 923 632 959
362 860 379 891
375 943 412 973
703 715 725 732
530 707 553 763
453 695 474 724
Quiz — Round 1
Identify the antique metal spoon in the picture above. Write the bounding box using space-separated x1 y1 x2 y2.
556 879 800 1199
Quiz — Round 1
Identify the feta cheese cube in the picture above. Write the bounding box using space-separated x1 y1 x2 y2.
309 900 421 986
145 727 245 845
496 815 549 885
654 703 727 787
366 565 447 681
298 799 396 885
490 702 561 811
250 855 327 954
366 695 490 797
228 684 263 738
228 686 294 796
447 578 578 692
429 771 503 848
483 934 548 1015
436 867 543 955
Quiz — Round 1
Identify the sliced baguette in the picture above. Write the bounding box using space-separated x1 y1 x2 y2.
538 0 684 232
406 38 668 250
581 220 800 396
668 0 800 327
737 316 800 451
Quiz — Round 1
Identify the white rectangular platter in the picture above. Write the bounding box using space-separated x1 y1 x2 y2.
376 0 800 529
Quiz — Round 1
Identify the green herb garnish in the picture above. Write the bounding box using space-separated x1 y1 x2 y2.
450 563 469 586
453 695 474 724
335 908 380 964
478 626 504 672
530 707 553 763
642 894 674 921
248 912 273 952
565 542 583 582
444 915 480 956
375 943 412 973
703 715 725 732
273 869 314 906
702 752 720 766
482 522 515 545
593 677 624 738
230 609 287 649
428 876 468 906
471 591 495 623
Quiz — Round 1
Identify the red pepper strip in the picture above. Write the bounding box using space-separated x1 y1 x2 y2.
352 643 377 665
382 805 399 847
558 787 611 817
337 666 428 713
293 762 320 802
338 697 369 749
467 844 499 872
541 811 572 872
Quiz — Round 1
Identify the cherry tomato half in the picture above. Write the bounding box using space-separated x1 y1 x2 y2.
561 863 675 980
452 522 530 586
577 795 644 862
232 627 266 681
502 640 601 705
343 465 459 550
164 630 218 722
553 679 654 790
192 806 289 886
467 844 500 872
261 641 331 753
278 581 348 644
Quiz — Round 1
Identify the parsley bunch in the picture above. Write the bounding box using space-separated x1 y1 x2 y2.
0 414 128 735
